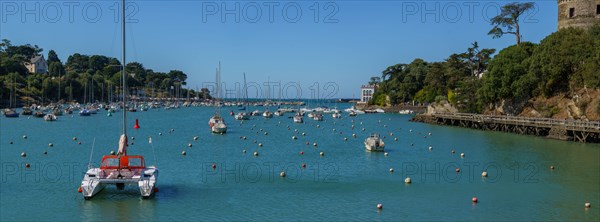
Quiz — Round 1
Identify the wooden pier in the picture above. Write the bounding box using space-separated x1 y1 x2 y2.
412 113 600 143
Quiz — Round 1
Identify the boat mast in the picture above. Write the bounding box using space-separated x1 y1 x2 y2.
121 0 127 136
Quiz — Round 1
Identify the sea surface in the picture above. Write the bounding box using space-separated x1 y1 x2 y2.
1 104 599 221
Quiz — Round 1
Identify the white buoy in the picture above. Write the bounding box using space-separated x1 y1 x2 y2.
384 152 389 156
482 171 488 177
394 138 398 141
405 177 411 183
23 135 27 139
302 132 306 136
428 146 433 150
344 138 348 141
21 152 26 157
243 149 247 153
253 151 259 156
316 125 320 128
131 136 135 140
352 134 356 138
280 171 286 177
428 132 432 136
389 168 394 173
264 132 268 135
258 143 263 147
460 153 465 158
377 203 383 210
313 143 317 147
182 150 186 155
585 202 591 208
292 136 297 140
48 143 53 147
110 150 115 155
193 136 199 140
159 132 163 136
188 143 192 147
319 151 324 156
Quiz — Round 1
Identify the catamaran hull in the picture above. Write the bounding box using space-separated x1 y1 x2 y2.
81 167 158 200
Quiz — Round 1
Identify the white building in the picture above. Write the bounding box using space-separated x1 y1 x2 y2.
25 55 48 74
360 85 376 103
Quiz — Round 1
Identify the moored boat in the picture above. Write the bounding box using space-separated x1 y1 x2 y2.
364 133 385 152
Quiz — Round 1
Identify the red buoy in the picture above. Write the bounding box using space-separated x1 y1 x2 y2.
472 197 478 203
300 151 304 155
302 163 306 168
212 164 217 169
154 187 159 193
134 119 140 129
78 187 83 193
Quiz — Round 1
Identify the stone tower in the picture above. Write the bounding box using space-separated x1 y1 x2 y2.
558 0 600 29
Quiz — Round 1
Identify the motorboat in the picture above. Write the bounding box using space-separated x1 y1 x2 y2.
399 109 414 114
293 112 303 123
235 112 250 120
313 112 323 121
263 110 273 118
43 114 57 121
364 133 385 152
3 108 19 118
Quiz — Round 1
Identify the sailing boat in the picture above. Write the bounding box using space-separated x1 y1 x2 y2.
3 75 20 118
209 63 227 133
80 0 158 200
234 73 250 120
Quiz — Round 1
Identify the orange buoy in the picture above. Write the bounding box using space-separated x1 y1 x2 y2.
134 119 140 129
78 186 83 193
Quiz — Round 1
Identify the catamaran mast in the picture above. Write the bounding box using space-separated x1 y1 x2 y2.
122 0 127 136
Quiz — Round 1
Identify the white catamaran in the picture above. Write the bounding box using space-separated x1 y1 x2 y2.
80 0 158 199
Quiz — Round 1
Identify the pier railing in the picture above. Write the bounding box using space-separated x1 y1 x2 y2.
429 113 600 133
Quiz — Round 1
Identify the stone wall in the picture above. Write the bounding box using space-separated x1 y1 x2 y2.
558 0 600 30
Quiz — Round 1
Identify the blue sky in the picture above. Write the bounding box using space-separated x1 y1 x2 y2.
1 0 557 99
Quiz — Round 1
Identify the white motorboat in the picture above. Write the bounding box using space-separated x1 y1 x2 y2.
332 111 341 119
313 112 323 121
274 110 284 116
81 1 158 199
209 116 227 133
293 112 303 123
349 110 357 116
308 112 315 118
235 112 249 120
399 109 414 114
263 110 273 118
43 114 57 121
364 133 385 152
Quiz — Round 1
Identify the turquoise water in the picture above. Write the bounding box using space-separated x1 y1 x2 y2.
1 105 598 221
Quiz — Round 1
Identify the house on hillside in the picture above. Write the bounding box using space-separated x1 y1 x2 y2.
25 55 48 74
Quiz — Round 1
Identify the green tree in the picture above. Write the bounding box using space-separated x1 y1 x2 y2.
488 2 535 45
